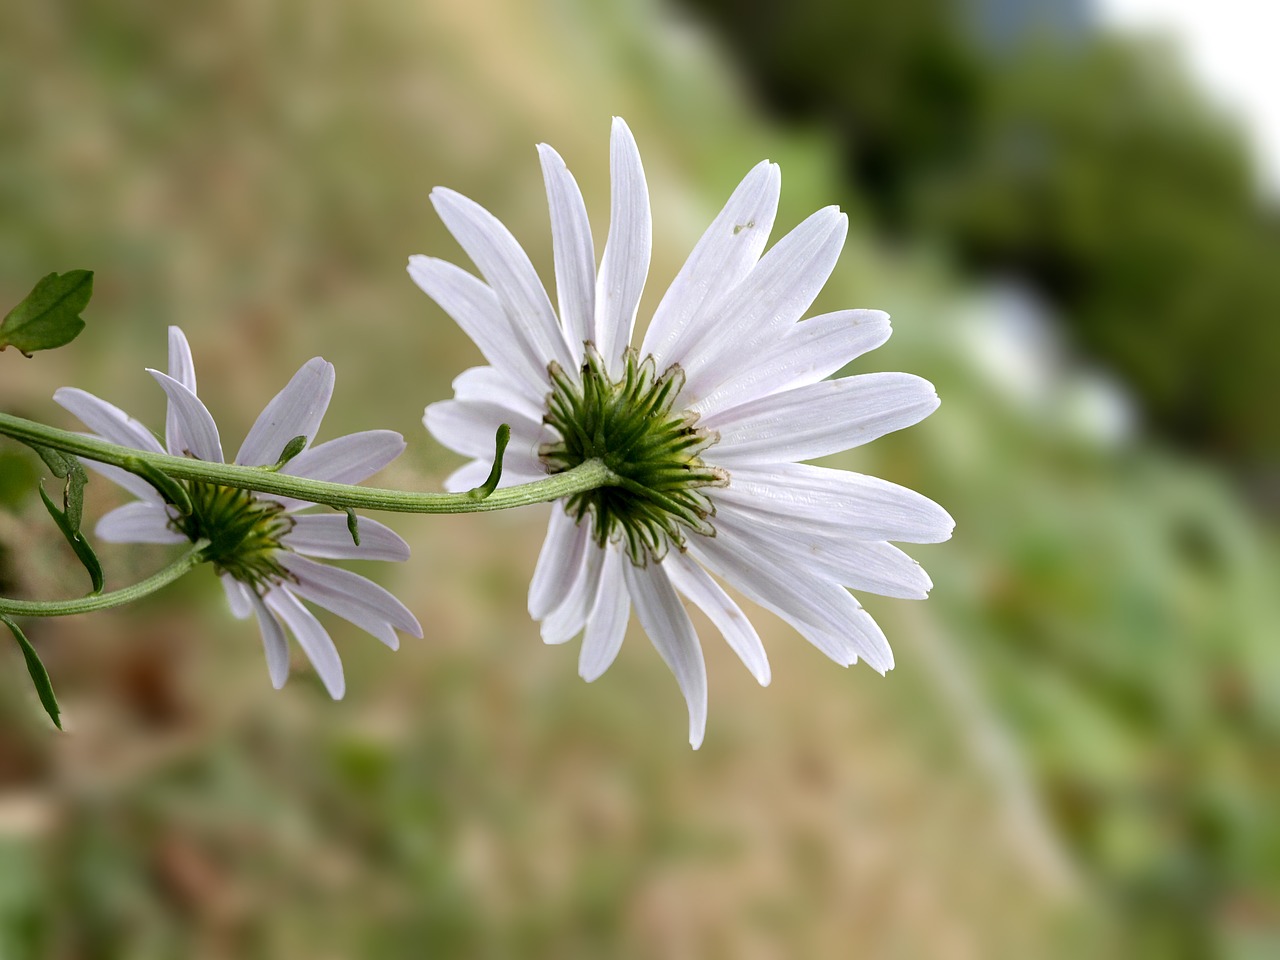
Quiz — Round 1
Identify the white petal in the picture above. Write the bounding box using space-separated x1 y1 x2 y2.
594 118 651 372
529 506 588 620
165 327 198 456
279 553 422 642
623 560 708 749
663 550 770 686
424 398 546 468
714 462 955 544
442 458 547 494
676 206 847 403
235 358 334 467
407 255 549 399
221 574 254 620
452 366 544 423
430 188 574 372
540 540 604 645
538 143 595 361
578 546 630 682
82 458 162 504
703 372 939 465
147 370 224 463
53 387 164 454
713 510 933 600
643 159 781 366
691 309 892 418
688 536 893 673
287 514 411 562
248 591 290 689
265 588 345 700
265 430 406 513
94 501 184 543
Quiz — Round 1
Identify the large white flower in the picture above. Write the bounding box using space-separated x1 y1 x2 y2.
54 326 422 698
412 118 952 747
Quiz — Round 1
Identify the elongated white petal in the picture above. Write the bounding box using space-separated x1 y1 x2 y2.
594 118 651 371
579 546 630 681
249 591 290 689
623 560 708 749
165 327 198 455
81 458 162 504
540 541 604 645
691 310 892 418
235 358 334 466
287 514 411 562
53 388 164 454
408 255 549 398
265 588 345 699
452 366 544 423
442 457 547 494
539 143 595 361
677 206 848 402
221 574 254 620
529 507 588 620
643 159 781 365
663 550 770 686
266 430 406 513
94 501 183 543
688 536 893 673
715 462 954 544
279 553 422 641
714 511 933 600
147 370 224 463
704 372 939 465
430 187 574 372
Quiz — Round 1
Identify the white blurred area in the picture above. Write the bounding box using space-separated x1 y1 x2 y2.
1101 0 1280 197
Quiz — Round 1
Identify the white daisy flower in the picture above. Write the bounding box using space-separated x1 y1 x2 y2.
53 326 422 698
412 118 953 747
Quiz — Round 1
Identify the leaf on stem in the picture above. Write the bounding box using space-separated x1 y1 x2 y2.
345 508 360 546
0 270 94 356
124 456 192 515
466 424 511 501
1 614 62 729
30 444 104 595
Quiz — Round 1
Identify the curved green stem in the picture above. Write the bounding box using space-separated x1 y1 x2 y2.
0 541 209 617
0 411 618 514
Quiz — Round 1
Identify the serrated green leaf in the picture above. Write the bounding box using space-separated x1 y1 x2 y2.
38 481 104 596
0 270 93 356
1 614 62 730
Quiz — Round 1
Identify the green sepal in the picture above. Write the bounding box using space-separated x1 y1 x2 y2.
467 424 510 501
1 614 62 729
124 456 192 515
345 508 360 546
266 435 308 472
0 270 93 356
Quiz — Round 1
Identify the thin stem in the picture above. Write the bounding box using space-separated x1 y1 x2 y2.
0 541 209 617
0 412 618 514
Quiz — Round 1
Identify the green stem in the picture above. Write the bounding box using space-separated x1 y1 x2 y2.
0 541 208 617
0 411 618 514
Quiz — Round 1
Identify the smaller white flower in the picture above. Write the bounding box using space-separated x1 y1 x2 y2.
54 326 422 698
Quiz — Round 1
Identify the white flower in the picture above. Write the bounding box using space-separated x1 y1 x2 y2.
411 118 952 747
54 326 422 698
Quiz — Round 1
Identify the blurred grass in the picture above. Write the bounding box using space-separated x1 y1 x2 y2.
0 0 1277 957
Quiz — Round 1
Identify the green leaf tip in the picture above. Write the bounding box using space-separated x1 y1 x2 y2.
466 424 511 501
1 614 62 730
0 270 93 356
266 435 308 472
345 508 360 546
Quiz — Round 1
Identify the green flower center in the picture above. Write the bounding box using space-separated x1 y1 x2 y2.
170 483 294 591
541 345 726 564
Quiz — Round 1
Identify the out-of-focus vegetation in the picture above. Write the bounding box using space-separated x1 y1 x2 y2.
682 0 1280 478
0 0 1277 957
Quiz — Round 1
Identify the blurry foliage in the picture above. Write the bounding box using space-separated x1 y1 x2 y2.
681 0 1280 470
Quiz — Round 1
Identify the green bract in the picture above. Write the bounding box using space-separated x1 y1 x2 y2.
171 483 293 591
541 346 725 564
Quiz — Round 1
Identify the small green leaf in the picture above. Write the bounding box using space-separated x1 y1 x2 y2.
266 435 308 472
345 508 360 546
39 481 104 596
0 270 93 356
467 424 511 501
1 614 62 729
124 456 192 515
31 443 76 479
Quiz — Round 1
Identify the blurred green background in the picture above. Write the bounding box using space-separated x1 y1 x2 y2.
1 0 1277 957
